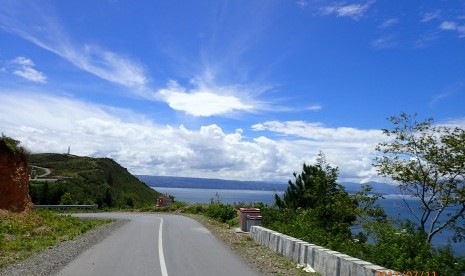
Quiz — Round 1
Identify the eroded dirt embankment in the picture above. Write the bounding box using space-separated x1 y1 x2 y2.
0 140 32 211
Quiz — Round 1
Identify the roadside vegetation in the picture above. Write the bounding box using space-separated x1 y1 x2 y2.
257 114 465 275
0 210 109 268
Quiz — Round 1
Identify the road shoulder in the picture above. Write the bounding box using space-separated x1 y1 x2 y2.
0 219 128 276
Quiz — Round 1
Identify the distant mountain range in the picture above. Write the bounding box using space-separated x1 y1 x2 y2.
136 175 401 195
342 181 401 195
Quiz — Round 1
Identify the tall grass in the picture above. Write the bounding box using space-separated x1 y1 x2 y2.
0 210 109 267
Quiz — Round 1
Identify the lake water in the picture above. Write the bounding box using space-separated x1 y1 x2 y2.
152 187 465 256
153 187 282 205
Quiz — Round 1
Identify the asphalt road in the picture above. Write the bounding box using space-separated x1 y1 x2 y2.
57 213 259 276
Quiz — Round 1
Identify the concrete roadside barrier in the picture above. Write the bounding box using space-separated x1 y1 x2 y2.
250 226 396 276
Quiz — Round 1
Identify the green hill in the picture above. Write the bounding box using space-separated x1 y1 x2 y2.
28 153 160 208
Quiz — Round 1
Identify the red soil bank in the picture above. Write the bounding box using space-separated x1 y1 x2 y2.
0 141 33 212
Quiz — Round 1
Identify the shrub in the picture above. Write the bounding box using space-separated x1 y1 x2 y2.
205 203 236 223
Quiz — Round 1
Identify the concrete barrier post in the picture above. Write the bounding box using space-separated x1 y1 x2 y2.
297 241 308 264
299 243 310 265
284 237 295 259
270 233 279 252
339 255 361 276
362 265 393 276
312 247 331 274
261 229 266 245
277 234 285 255
292 240 304 263
351 260 374 276
322 250 342 276
250 227 256 240
306 244 324 268
263 229 271 246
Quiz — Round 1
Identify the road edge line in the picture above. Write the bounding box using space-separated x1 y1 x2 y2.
158 217 168 276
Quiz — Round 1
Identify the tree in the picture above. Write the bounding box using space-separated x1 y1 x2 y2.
375 113 465 243
275 152 357 229
1 134 20 153
104 187 113 207
40 182 50 204
0 134 30 159
275 152 339 209
59 192 75 205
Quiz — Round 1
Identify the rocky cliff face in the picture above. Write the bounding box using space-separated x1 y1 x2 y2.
0 140 32 211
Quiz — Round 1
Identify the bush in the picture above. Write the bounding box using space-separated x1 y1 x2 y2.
261 203 465 275
226 216 239 228
183 204 206 214
205 203 236 223
59 192 75 205
355 220 465 275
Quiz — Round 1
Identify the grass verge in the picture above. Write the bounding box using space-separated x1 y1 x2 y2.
0 209 109 268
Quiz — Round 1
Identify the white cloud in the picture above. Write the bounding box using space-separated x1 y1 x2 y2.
307 104 322 111
440 21 457 30
158 80 254 117
371 35 398 49
440 117 465 129
251 120 384 142
8 56 47 83
251 120 390 183
321 1 374 20
296 0 308 8
0 3 148 91
249 118 465 183
429 82 464 107
429 92 452 107
440 21 465 37
73 45 148 89
421 11 441 23
414 32 439 49
0 90 295 181
379 18 399 29
0 90 393 183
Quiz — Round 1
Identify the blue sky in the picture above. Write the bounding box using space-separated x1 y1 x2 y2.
1 0 464 183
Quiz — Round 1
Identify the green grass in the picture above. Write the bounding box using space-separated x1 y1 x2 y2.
0 210 109 267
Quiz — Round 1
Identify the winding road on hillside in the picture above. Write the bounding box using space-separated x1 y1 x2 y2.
30 165 60 182
57 213 258 276
30 165 52 178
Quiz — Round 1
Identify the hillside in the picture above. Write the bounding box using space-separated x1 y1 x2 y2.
29 153 160 208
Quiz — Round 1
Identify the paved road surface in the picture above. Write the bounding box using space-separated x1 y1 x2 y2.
57 213 258 276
